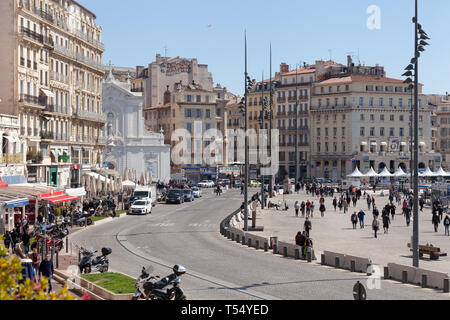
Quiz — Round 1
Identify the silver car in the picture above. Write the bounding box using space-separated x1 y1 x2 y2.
192 187 202 198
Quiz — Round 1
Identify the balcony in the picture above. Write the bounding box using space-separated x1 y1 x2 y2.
75 53 102 71
74 30 105 51
26 151 43 164
40 131 54 140
131 88 144 93
1 154 23 164
50 71 70 84
97 136 107 145
73 109 107 122
53 43 73 59
18 94 45 108
19 26 43 44
277 97 286 103
43 36 54 48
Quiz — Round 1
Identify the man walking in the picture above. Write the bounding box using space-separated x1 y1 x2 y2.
358 209 366 229
304 217 312 237
39 253 54 293
372 217 380 238
432 213 440 233
351 212 358 230
444 214 450 236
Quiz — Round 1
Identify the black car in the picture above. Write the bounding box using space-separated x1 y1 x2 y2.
183 189 194 202
166 189 184 204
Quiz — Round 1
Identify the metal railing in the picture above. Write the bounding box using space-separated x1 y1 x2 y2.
75 53 102 70
19 26 43 43
73 30 104 51
54 43 73 59
74 109 106 122
50 71 70 84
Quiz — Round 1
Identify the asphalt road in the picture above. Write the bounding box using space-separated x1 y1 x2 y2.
70 189 449 300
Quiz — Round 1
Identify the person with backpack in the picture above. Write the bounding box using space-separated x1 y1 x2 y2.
351 212 358 229
332 197 337 211
444 214 450 236
372 217 380 238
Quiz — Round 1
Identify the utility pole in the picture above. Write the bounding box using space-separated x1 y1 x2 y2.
268 44 274 198
243 32 249 231
260 71 265 209
295 64 299 184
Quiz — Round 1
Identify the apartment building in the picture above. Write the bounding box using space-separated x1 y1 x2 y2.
431 93 450 169
0 0 106 187
311 58 439 180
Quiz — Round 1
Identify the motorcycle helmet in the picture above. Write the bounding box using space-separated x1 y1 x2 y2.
172 265 186 276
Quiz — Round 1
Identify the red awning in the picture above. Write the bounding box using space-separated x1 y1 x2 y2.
38 190 65 200
0 180 8 187
47 195 78 204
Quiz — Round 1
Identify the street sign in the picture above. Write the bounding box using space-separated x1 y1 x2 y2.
353 281 367 300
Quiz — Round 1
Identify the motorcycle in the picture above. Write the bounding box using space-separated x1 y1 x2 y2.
73 209 94 226
78 247 111 274
132 265 186 300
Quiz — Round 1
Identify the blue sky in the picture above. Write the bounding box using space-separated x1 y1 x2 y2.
78 0 449 96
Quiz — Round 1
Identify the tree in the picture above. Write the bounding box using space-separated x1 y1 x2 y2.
0 239 74 300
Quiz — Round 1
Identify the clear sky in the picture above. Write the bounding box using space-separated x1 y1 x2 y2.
78 0 449 96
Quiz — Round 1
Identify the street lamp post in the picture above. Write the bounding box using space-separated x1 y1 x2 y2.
402 0 430 268
268 44 274 198
295 64 299 184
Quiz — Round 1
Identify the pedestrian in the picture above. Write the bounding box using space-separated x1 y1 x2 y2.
372 217 379 238
3 231 11 253
294 201 300 218
390 204 396 221
332 197 337 211
306 200 311 217
405 207 411 227
319 203 326 218
304 217 312 237
444 214 450 236
432 213 440 233
351 212 358 229
438 205 444 222
21 228 31 256
338 198 343 211
310 202 315 218
358 209 366 229
300 201 306 218
419 197 424 212
372 206 379 219
367 196 372 211
29 247 41 281
39 253 54 293
382 213 391 234
352 196 357 207
342 199 348 214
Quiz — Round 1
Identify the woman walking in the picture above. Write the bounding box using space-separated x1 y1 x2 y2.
351 212 358 230
332 197 337 211
342 199 349 214
294 201 300 218
310 202 315 218
372 217 380 238
319 203 326 218
301 201 306 218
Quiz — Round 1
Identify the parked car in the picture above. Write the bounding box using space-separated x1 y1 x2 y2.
249 180 261 188
198 180 215 188
127 199 152 215
166 189 184 204
183 189 194 202
218 179 230 187
232 180 243 188
192 187 202 198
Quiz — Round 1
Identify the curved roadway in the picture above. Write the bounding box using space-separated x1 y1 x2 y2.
70 189 449 300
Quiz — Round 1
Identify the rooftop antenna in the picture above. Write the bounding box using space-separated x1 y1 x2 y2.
163 45 168 72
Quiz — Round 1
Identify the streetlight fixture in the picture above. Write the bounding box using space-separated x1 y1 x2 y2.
401 0 431 268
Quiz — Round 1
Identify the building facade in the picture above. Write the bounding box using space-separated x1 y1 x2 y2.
432 94 450 169
102 71 170 183
0 0 106 187
311 59 438 180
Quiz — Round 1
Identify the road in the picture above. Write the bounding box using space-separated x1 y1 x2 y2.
70 189 449 300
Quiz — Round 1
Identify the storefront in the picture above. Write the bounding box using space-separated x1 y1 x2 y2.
71 164 81 188
0 197 29 233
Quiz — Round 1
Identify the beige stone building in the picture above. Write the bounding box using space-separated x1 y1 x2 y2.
311 59 439 181
0 0 106 187
431 94 450 169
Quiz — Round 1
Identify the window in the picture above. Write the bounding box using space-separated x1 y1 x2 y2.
325 128 329 137
317 143 321 152
360 114 365 121
389 128 394 136
342 127 345 137
370 127 375 136
370 114 375 121
390 115 395 121
342 143 346 152
360 127 365 136
379 98 383 107
325 142 329 152
389 98 393 107
343 97 347 106
369 97 374 107
186 95 192 102
399 115 404 121
195 109 202 118
419 128 423 136
380 127 385 136
399 98 403 107
186 122 192 134
196 95 201 102
333 127 337 137
359 97 364 106
205 123 211 131
205 110 210 118
333 142 337 152
380 114 385 121
400 128 404 137
185 109 191 118
317 128 321 137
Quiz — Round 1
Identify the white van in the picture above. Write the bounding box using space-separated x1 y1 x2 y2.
133 185 157 207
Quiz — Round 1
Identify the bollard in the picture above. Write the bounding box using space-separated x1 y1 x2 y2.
78 248 81 263
307 250 312 263
384 267 389 279
231 233 235 241
248 238 252 248
402 270 408 283
444 278 449 293
242 236 246 246
351 260 356 273
283 247 288 257
321 254 325 265
422 274 427 288
56 250 59 269
255 240 259 250
273 244 278 254
227 230 231 239
236 234 240 243
295 249 300 260
66 237 68 254
335 256 340 268
264 242 268 252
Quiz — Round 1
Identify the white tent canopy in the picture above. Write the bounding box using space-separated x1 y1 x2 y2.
436 167 450 177
422 167 436 177
393 167 408 177
364 167 379 177
347 167 365 178
122 180 136 188
379 167 393 177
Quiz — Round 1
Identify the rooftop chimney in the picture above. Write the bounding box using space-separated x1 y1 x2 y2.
280 63 289 74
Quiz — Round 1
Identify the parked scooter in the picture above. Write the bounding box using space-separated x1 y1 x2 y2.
78 247 111 274
73 209 94 226
132 265 186 300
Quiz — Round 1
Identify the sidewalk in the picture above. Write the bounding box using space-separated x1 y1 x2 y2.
242 189 450 274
